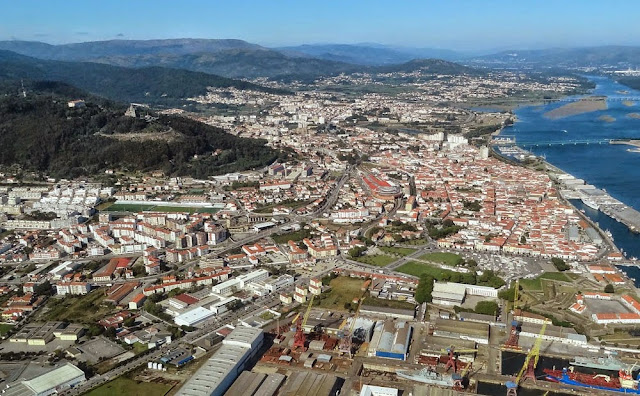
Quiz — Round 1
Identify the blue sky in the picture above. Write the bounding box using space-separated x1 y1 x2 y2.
1 0 639 50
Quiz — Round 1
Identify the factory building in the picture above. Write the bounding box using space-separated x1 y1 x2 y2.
431 281 499 306
359 305 415 321
278 372 342 396
519 323 587 346
211 269 269 296
224 371 286 396
177 327 264 396
3 363 86 396
174 306 217 327
433 318 489 345
367 320 412 361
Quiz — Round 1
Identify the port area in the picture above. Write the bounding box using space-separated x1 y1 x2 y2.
491 142 640 238
610 139 640 148
560 187 640 235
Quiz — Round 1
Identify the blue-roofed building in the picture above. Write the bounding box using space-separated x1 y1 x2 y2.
367 320 412 361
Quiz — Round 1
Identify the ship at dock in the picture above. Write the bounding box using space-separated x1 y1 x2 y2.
544 367 640 394
396 368 454 387
570 355 632 372
582 197 600 210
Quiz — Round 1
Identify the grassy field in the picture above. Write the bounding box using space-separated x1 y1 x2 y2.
39 290 113 324
364 296 416 311
353 254 395 267
104 203 219 214
519 272 571 291
418 252 463 266
0 323 13 337
85 376 173 396
378 246 416 257
396 261 454 278
132 342 147 355
316 277 367 310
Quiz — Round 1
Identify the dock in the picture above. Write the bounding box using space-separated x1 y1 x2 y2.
610 139 640 148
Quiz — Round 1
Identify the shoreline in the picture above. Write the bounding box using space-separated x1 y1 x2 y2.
493 81 640 257
490 145 621 256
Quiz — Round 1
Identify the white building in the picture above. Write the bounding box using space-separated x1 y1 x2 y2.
3 363 86 396
176 327 263 396
211 269 269 296
174 307 216 327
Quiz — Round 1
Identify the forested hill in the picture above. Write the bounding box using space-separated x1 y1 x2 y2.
0 50 288 106
0 87 285 178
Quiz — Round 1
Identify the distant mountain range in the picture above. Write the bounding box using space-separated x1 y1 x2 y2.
0 39 481 80
0 39 266 60
470 46 640 68
277 43 462 65
0 50 287 105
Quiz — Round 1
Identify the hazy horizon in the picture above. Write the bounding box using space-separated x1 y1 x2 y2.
2 0 640 51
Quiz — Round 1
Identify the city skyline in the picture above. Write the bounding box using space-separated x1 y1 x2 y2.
2 0 640 50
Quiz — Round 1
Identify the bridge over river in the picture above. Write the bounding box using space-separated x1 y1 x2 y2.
492 136 640 147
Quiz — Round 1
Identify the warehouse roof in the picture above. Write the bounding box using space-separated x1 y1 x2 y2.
4 363 85 396
175 306 215 326
434 318 489 337
223 326 263 348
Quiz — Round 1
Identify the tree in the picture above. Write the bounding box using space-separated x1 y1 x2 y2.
475 301 499 316
87 324 104 337
348 246 366 258
604 284 615 293
123 317 136 327
415 275 434 304
520 235 527 244
34 280 53 296
498 286 517 302
551 257 569 271
104 327 116 339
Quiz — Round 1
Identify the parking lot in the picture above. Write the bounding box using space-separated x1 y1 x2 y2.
585 298 632 315
77 336 126 363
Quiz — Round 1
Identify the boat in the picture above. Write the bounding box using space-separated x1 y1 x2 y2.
396 368 454 387
570 355 632 372
544 367 640 394
605 229 614 240
582 198 600 210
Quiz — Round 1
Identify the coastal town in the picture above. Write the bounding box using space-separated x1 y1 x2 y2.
0 64 639 396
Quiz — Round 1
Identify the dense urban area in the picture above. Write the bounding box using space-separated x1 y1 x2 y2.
2 34 640 396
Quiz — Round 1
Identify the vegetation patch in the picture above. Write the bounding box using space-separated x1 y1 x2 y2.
519 272 570 291
0 324 13 337
272 228 312 244
418 252 464 266
396 262 504 288
39 290 112 324
85 376 173 396
396 262 452 278
315 277 367 311
378 246 416 257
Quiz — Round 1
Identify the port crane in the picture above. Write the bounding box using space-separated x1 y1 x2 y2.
505 319 549 396
504 279 521 350
338 297 365 359
452 361 473 390
292 294 315 350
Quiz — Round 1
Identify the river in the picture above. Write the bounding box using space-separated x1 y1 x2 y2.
500 76 640 263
